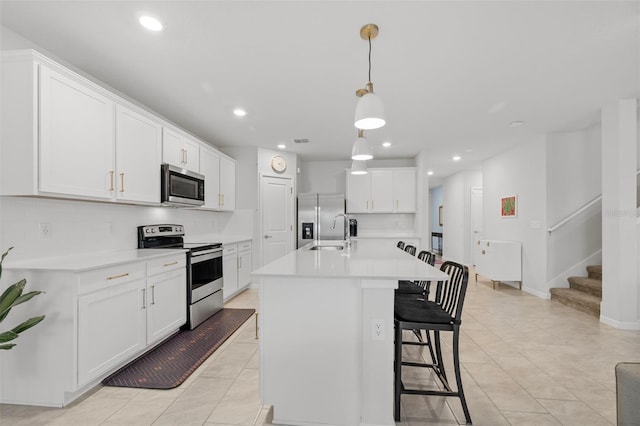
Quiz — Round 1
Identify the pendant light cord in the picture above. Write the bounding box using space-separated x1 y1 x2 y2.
368 36 372 82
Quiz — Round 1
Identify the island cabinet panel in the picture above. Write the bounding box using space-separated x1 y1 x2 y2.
39 65 115 199
254 240 448 425
0 251 186 407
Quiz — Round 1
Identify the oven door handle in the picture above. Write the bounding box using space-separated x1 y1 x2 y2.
191 250 223 263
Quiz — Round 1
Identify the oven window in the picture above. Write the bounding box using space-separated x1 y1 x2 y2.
170 174 199 199
191 255 223 290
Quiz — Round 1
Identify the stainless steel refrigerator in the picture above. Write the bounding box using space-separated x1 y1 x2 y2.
297 193 345 248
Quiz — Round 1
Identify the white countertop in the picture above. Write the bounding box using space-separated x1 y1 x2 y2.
3 249 187 272
253 239 448 281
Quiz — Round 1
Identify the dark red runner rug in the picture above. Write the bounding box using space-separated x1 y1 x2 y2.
102 308 256 389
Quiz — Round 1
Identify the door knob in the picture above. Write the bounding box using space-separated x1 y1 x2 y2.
264 234 273 239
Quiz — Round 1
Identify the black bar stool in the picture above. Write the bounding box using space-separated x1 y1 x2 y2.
397 241 405 250
393 261 472 424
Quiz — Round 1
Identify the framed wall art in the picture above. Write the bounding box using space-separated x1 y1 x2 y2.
501 195 517 218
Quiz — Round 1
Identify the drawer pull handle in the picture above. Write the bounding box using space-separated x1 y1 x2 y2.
164 261 178 267
107 273 129 280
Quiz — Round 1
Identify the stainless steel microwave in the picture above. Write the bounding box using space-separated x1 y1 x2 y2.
161 164 205 207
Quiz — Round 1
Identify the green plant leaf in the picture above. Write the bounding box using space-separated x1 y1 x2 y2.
11 315 45 334
0 330 18 343
0 279 26 322
0 247 14 279
0 343 16 350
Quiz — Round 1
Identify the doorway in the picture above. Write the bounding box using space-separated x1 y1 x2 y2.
259 175 294 267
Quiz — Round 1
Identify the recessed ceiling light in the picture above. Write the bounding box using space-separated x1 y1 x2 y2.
427 171 434 176
139 16 163 32
452 156 461 161
277 144 286 149
509 120 524 128
233 108 247 117
382 142 392 148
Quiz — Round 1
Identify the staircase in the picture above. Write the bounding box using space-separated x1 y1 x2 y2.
550 265 602 317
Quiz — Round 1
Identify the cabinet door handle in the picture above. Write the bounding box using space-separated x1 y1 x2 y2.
142 288 146 309
151 285 155 305
120 173 125 192
185 150 188 164
264 234 273 239
221 194 225 206
107 272 129 280
164 261 178 267
109 171 115 191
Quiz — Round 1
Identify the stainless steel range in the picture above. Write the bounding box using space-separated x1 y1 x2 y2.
138 224 223 330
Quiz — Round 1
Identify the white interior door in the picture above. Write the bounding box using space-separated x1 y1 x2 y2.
470 187 483 266
261 175 294 266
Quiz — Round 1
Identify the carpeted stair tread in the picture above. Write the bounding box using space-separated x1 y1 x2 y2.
567 276 602 298
587 265 602 280
550 288 600 318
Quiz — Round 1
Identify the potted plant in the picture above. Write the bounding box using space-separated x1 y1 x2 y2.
0 247 45 350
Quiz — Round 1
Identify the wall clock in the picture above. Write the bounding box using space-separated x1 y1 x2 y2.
270 155 287 173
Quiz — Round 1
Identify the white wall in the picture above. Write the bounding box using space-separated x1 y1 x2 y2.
546 126 602 286
483 136 548 297
442 170 482 265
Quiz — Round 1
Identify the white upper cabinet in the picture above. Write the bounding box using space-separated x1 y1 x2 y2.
346 168 416 213
115 105 162 203
39 66 115 199
346 172 371 213
370 170 394 212
162 127 200 173
219 156 236 211
1 50 231 206
393 169 417 213
200 147 221 210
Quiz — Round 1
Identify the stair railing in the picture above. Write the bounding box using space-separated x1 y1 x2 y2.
548 168 640 234
547 195 602 234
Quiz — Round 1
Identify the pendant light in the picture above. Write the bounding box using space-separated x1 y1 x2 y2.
354 24 385 130
351 129 373 160
350 160 368 175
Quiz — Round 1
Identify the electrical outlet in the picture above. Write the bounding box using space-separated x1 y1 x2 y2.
372 318 385 341
39 222 52 238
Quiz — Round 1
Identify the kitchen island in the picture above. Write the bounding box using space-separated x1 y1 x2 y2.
252 240 448 426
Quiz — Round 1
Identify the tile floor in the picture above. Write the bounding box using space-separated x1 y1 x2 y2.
2 270 639 425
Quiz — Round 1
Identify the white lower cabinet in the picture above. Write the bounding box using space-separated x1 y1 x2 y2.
238 242 252 288
146 263 187 346
0 251 187 407
223 240 252 300
78 276 146 386
223 243 239 300
474 240 522 289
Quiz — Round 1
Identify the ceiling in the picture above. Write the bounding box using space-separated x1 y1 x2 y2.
1 1 638 182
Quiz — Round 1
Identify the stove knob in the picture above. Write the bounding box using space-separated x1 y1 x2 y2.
145 229 150 233
151 229 156 233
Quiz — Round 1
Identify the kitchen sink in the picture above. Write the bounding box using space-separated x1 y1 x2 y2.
309 244 344 251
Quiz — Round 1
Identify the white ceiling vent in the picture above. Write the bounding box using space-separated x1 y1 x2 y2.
292 138 309 144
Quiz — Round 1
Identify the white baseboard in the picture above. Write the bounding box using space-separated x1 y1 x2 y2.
523 286 550 299
600 315 640 330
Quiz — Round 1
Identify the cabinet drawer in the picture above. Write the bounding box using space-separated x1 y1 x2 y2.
147 254 186 277
238 241 252 252
223 243 237 256
78 262 145 295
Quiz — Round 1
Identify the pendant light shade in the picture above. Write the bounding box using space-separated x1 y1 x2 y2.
351 129 373 160
350 160 367 175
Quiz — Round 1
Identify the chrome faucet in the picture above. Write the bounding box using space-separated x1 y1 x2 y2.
330 213 351 247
